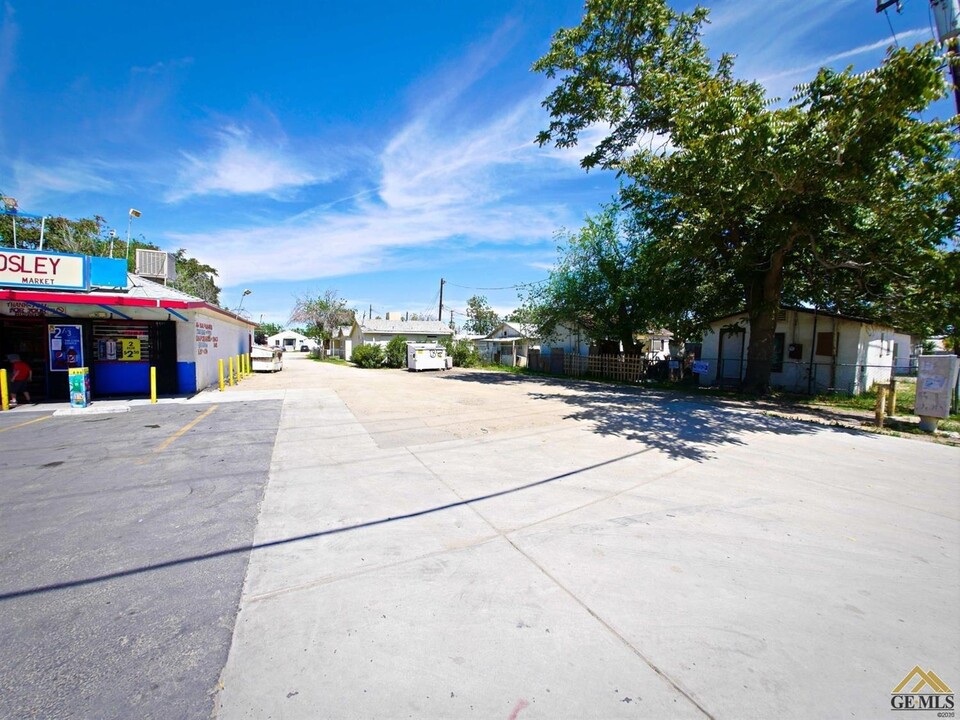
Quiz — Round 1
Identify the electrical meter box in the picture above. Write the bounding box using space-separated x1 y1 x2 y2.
407 343 447 371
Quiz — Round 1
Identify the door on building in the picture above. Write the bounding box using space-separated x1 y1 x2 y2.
0 319 49 400
718 328 746 388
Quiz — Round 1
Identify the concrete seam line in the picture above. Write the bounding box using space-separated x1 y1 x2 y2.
407 445 715 720
507 538 716 720
0 415 52 433
502 459 694 537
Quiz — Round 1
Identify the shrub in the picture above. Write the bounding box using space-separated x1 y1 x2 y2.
441 338 481 368
351 343 384 368
384 335 408 368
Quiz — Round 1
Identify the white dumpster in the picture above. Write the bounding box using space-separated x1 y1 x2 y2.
407 343 447 371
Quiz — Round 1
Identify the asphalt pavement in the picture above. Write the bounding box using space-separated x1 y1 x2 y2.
0 399 282 720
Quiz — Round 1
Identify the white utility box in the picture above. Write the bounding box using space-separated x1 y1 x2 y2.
407 343 447 371
915 354 959 431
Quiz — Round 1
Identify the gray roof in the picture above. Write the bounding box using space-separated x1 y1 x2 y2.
486 321 538 339
358 318 454 335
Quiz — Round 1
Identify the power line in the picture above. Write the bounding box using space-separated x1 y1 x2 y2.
445 279 547 291
884 7 901 47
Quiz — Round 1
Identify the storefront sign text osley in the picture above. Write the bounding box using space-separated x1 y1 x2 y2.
0 248 89 290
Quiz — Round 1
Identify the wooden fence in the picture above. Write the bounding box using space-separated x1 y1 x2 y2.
562 353 650 383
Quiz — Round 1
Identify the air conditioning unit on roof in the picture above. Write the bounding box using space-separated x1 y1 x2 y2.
135 249 178 283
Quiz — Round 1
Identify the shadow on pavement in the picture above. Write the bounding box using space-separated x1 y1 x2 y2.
0 447 652 602
439 370 866 461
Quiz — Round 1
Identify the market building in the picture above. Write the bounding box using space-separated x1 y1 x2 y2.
0 247 254 402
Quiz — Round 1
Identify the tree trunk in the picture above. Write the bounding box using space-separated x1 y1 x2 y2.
617 300 637 353
742 248 788 395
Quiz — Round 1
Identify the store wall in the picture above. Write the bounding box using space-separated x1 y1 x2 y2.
179 311 252 392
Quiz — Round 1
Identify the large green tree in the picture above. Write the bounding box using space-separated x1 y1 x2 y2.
535 0 959 392
524 203 688 352
255 322 285 345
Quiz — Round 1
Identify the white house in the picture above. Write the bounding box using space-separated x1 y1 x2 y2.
698 307 911 395
267 330 319 352
346 317 454 361
477 321 539 367
539 322 591 357
331 325 353 359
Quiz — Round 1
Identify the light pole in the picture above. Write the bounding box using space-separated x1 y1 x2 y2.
125 208 142 265
1 196 18 247
237 289 252 315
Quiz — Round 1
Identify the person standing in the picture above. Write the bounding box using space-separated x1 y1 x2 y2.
7 354 32 407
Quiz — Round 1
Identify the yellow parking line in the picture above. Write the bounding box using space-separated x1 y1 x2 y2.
0 415 52 433
153 405 219 453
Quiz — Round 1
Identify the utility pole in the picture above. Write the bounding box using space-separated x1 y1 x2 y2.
449 309 455 330
438 278 445 322
948 37 960 114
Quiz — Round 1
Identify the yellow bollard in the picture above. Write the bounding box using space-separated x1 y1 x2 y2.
228 356 235 387
888 378 898 416
236 354 242 382
150 366 158 404
0 368 8 411
218 359 225 391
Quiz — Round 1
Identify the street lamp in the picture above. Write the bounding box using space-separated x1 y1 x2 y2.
1 196 18 247
237 289 252 315
125 208 142 264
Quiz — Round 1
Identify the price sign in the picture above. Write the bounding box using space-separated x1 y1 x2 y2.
118 338 141 361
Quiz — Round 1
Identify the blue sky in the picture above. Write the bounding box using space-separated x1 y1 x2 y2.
0 0 952 327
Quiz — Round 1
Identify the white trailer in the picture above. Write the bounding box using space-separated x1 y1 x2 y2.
407 343 447 371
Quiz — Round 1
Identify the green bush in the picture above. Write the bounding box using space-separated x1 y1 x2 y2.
384 335 408 368
440 337 481 368
351 343 384 368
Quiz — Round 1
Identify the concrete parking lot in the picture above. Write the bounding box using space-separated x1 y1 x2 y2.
213 355 958 719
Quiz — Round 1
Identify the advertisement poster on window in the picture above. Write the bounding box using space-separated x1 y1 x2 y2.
49 324 84 371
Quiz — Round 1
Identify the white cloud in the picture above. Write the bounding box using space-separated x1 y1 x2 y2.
10 159 115 207
166 97 586 285
758 28 930 83
702 0 928 100
166 125 330 202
